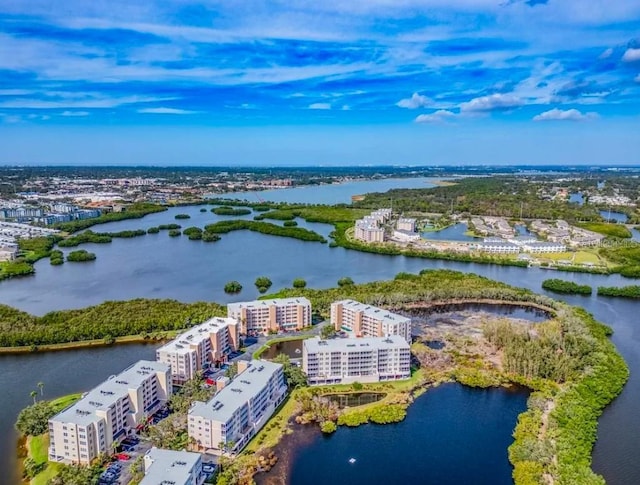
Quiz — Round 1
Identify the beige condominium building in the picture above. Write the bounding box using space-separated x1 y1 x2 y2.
188 360 287 455
48 361 171 465
140 447 206 485
331 299 412 343
303 335 411 385
227 297 311 335
156 317 240 385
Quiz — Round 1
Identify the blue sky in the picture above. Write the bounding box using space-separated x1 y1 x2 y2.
1 0 639 165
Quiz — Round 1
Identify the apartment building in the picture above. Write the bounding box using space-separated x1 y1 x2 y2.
48 361 171 465
156 317 239 385
354 220 385 243
331 299 412 343
227 297 311 335
188 360 287 455
303 336 411 385
396 217 417 232
141 447 206 485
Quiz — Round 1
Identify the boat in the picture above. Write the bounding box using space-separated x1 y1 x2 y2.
348 458 356 464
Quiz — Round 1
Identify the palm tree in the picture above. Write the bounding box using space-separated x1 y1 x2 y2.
37 381 44 396
30 390 37 404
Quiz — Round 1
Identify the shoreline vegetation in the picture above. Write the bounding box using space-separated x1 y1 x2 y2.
8 271 628 485
541 279 593 295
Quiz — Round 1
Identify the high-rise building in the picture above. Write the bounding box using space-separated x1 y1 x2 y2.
331 299 412 343
227 298 311 335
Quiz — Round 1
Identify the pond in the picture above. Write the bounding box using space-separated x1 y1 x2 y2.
261 339 304 359
421 223 479 242
257 383 530 485
324 392 386 408
599 209 628 223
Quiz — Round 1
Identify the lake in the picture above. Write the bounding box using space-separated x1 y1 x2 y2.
215 177 438 204
421 223 478 242
599 209 628 223
258 384 529 485
1 179 640 484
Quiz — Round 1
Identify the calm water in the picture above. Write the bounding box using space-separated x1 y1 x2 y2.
421 223 478 242
216 177 438 204
570 192 584 205
261 384 529 485
600 210 628 223
0 344 158 485
262 340 303 360
1 181 640 483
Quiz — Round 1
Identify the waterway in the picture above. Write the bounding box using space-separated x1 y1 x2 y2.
258 384 529 485
421 223 478 242
216 177 438 204
599 209 629 223
1 180 639 483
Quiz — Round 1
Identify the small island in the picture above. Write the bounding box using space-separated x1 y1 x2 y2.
66 250 96 262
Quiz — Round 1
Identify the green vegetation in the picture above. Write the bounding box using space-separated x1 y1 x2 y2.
338 404 407 426
200 208 207 212
292 278 307 288
183 226 203 240
168 229 181 237
0 260 34 280
67 249 96 262
224 281 243 294
337 276 354 287
283 220 298 227
0 299 225 347
576 222 632 238
599 245 640 278
49 250 64 265
158 223 181 230
202 231 221 242
17 236 60 262
597 285 640 298
212 206 252 216
16 393 82 437
320 325 335 339
255 209 296 221
54 203 166 232
255 276 273 293
175 213 191 219
204 220 327 243
320 421 337 433
57 229 146 247
273 354 308 389
541 279 592 295
147 226 160 234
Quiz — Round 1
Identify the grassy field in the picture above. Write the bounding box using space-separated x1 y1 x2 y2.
536 251 602 265
50 393 82 412
577 222 632 238
28 433 63 485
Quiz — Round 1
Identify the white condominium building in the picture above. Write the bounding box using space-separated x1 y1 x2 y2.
396 217 417 232
156 317 240 385
354 219 385 243
49 361 171 465
141 447 206 485
188 360 287 455
331 299 412 343
303 336 411 385
227 297 311 335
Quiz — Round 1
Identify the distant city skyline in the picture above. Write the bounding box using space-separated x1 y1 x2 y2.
1 1 639 165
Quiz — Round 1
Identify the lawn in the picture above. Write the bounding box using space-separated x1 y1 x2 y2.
50 393 82 413
28 433 64 485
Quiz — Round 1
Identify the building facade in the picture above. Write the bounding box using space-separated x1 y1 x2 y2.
354 220 385 243
331 299 412 343
303 336 411 385
156 317 240 385
48 361 171 465
227 297 311 335
396 217 416 232
188 360 287 454
141 447 206 485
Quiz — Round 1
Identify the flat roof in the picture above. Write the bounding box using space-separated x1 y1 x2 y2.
52 360 169 426
189 360 282 423
333 299 411 325
141 447 201 485
227 297 310 312
304 335 409 353
157 317 236 355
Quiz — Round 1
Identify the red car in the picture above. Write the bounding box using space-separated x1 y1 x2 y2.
115 453 130 461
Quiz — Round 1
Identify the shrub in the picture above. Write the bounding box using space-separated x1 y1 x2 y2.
337 277 354 287
255 277 273 293
175 214 191 219
320 421 337 434
293 278 307 289
66 250 96 262
224 281 243 294
168 229 181 237
541 279 592 295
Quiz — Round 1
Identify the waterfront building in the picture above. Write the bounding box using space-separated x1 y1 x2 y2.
521 242 566 253
396 217 416 232
156 317 240 385
354 219 385 243
302 336 411 385
141 447 206 485
227 297 311 335
393 229 420 242
188 360 287 454
331 299 412 343
478 241 520 253
0 245 17 261
48 361 171 465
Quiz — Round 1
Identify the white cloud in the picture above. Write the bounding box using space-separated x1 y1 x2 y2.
460 93 523 112
137 107 198 114
61 111 90 117
622 48 640 62
533 108 598 122
308 103 331 110
599 48 613 59
396 92 432 109
415 110 456 123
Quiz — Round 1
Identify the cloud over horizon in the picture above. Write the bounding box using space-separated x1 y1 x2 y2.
533 108 599 122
